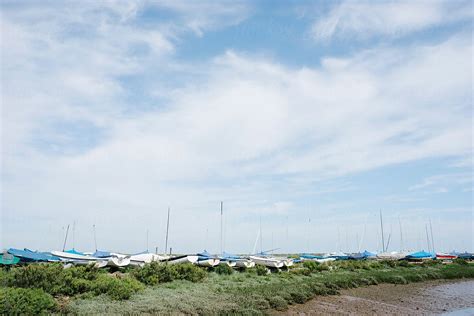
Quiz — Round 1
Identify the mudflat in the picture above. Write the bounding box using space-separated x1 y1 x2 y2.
273 280 474 315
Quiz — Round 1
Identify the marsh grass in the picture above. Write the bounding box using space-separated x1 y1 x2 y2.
2 260 473 314
66 262 474 314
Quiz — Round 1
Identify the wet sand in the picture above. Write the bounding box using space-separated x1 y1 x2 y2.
273 280 474 315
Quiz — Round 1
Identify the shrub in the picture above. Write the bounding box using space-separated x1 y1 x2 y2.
92 274 143 300
132 262 206 285
0 287 56 314
132 262 177 285
255 265 268 276
267 296 287 311
290 268 311 276
453 258 468 265
174 263 207 282
303 261 319 272
7 263 65 295
214 264 234 275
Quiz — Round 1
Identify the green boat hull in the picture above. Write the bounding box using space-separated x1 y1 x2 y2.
0 253 20 265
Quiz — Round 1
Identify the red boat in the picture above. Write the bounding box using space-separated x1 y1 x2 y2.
436 253 457 260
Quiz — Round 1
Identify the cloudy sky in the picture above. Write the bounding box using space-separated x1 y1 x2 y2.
1 0 472 254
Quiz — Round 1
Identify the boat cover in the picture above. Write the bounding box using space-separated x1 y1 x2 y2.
8 248 60 262
406 251 435 259
92 250 112 258
65 249 85 255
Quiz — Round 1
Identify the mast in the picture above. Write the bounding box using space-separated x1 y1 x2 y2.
385 233 391 251
93 224 98 251
62 224 70 251
398 216 404 252
425 224 431 252
337 226 341 251
307 217 311 253
146 229 149 252
165 207 170 255
379 210 385 253
72 220 76 250
220 201 223 255
358 214 368 253
285 216 289 253
429 218 435 253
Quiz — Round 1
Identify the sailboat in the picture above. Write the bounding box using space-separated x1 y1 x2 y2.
221 252 255 268
196 250 220 267
164 255 199 265
129 252 170 266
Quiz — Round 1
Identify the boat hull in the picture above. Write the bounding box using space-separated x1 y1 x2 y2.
167 255 199 265
196 258 220 267
234 260 255 268
107 257 131 267
249 256 284 268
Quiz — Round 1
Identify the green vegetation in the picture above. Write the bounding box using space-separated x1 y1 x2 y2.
1 260 473 314
0 287 57 315
132 262 207 285
1 263 143 300
213 263 234 275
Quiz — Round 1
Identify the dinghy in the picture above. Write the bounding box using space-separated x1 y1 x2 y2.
326 252 349 260
249 255 284 268
376 251 407 260
219 260 236 267
300 254 324 261
300 254 334 263
436 253 457 260
221 252 254 268
315 257 336 263
50 250 103 263
8 248 60 262
234 259 255 268
0 252 20 265
166 255 199 265
196 258 220 267
196 250 220 267
405 251 435 261
107 256 130 267
281 258 294 267
129 252 170 266
456 252 474 260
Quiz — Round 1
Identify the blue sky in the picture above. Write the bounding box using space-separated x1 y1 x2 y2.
1 0 472 254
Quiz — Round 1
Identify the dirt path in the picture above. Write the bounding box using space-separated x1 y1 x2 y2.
272 280 474 315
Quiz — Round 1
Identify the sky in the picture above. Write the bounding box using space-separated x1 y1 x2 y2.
1 0 472 254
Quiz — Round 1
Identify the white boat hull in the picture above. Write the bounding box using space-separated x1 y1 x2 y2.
315 258 336 263
167 255 199 265
234 260 255 268
377 252 408 260
51 251 100 262
196 258 220 267
219 260 236 267
130 253 170 264
249 256 284 268
107 257 130 267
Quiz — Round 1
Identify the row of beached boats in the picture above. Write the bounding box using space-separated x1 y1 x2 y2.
1 248 294 269
299 250 473 262
1 248 472 268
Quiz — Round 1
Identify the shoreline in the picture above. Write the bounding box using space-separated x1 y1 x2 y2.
273 279 474 315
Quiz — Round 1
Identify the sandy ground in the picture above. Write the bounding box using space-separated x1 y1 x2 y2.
272 280 474 315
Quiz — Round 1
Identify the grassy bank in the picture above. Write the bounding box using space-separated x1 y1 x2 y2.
2 260 473 314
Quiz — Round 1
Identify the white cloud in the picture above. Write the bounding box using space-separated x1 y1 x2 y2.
1 2 472 252
311 0 472 41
